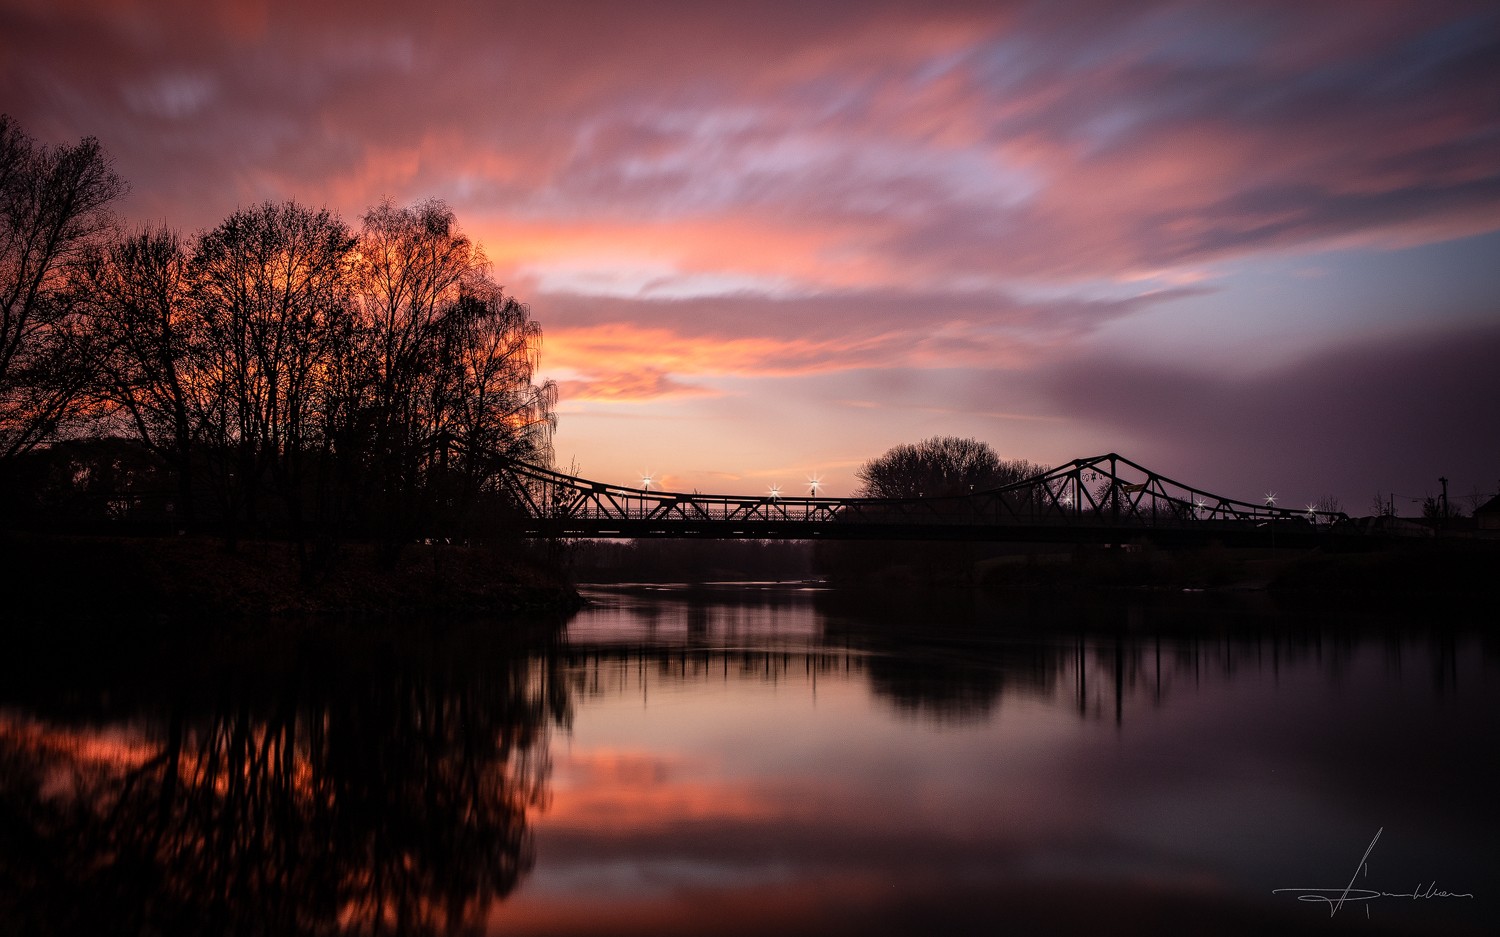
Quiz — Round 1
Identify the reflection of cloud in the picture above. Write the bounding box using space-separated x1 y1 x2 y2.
553 749 683 788
545 749 810 833
491 875 1325 937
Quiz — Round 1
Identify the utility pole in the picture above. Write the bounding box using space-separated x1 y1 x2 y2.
1439 476 1449 521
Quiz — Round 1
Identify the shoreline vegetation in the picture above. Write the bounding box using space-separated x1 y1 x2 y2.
572 537 1495 598
3 532 581 623
7 532 1491 628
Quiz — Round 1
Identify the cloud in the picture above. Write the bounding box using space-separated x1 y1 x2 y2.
558 369 719 403
1034 320 1500 506
538 287 1203 400
7 0 1497 490
6 0 1497 284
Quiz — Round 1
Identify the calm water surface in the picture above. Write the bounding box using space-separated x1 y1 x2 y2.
3 585 1495 935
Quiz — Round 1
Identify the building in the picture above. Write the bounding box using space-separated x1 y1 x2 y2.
1476 493 1500 531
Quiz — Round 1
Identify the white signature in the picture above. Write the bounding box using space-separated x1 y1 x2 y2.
1272 828 1474 918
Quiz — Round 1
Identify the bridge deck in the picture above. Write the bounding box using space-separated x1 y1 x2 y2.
515 515 1352 547
493 452 1362 547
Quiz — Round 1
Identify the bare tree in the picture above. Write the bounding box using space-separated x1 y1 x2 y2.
0 115 124 459
345 198 488 547
190 201 356 549
347 200 556 554
72 226 202 523
443 278 556 467
855 436 1045 499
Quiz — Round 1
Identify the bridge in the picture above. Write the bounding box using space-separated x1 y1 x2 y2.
494 452 1359 548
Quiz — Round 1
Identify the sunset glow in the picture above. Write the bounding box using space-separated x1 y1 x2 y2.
5 0 1498 504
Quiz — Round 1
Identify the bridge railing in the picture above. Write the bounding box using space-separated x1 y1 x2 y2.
490 452 1353 534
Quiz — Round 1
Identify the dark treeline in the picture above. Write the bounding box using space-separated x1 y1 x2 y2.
1 116 556 578
570 538 816 583
819 436 1052 584
572 440 1053 585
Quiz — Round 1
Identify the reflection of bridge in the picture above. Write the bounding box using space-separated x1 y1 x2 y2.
498 453 1357 547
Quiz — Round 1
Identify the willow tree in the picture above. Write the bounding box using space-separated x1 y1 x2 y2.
348 199 555 553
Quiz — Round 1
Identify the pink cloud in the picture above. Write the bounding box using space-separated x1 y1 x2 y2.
558 370 719 404
7 0 1499 488
8 0 1496 281
537 286 1203 401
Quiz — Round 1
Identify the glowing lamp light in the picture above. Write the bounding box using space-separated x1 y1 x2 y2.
640 472 654 491
768 484 781 500
807 474 822 496
1264 491 1277 506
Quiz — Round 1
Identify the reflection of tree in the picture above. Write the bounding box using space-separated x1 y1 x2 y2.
860 641 1061 725
0 633 569 936
817 590 1064 725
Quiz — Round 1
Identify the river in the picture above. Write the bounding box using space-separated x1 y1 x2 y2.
1 584 1494 935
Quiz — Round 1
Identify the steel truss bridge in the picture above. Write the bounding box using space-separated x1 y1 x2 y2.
494 453 1357 548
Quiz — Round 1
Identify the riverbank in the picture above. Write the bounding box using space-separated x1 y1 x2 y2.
2 532 582 623
973 541 1496 595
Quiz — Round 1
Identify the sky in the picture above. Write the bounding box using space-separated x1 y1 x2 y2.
4 0 1499 511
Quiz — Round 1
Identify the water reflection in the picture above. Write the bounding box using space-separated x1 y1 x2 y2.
568 586 1498 730
4 590 1496 936
0 622 569 936
511 586 1496 936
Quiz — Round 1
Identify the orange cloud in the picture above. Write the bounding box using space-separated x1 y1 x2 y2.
477 215 898 294
542 321 1041 402
558 370 719 403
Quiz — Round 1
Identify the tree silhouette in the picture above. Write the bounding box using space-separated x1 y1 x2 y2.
0 633 569 936
72 226 201 525
855 436 1045 499
190 201 358 550
822 436 1050 583
0 115 123 460
342 200 557 557
4 116 561 564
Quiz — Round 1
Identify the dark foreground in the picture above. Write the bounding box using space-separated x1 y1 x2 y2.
2 533 581 620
